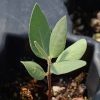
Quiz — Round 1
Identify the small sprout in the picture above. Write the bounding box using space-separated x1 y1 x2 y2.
21 3 87 100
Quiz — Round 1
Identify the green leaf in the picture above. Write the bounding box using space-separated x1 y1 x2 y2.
21 61 45 80
51 60 86 75
49 16 67 58
34 41 48 60
29 3 51 59
56 39 87 62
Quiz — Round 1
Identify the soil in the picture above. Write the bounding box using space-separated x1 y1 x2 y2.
0 71 88 100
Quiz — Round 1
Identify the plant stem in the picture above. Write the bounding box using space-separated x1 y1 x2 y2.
47 58 52 100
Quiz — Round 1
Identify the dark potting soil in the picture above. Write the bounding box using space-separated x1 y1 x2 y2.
0 72 88 100
20 73 88 100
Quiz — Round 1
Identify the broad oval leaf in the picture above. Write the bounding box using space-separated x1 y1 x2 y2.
29 3 51 59
56 39 87 62
51 60 86 75
34 41 48 60
49 16 67 58
21 61 45 80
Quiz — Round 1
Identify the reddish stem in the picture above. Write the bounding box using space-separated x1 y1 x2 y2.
47 59 52 100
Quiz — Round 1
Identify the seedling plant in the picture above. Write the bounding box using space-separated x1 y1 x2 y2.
21 3 87 100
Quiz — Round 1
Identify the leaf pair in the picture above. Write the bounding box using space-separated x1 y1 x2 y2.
29 3 67 59
50 39 87 75
21 3 87 80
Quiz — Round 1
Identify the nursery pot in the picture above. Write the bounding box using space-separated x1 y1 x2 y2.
0 33 96 99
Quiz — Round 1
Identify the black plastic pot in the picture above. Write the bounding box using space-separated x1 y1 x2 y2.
0 33 93 100
0 0 100 100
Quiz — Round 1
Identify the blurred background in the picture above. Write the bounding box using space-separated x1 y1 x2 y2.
65 0 100 41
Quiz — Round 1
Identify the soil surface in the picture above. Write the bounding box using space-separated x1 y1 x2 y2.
19 72 88 100
0 72 87 100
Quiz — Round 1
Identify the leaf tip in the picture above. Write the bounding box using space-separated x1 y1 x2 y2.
79 38 87 43
34 3 39 9
20 61 24 64
80 39 87 49
81 60 87 67
84 61 87 66
20 61 26 66
63 15 67 19
61 15 67 23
